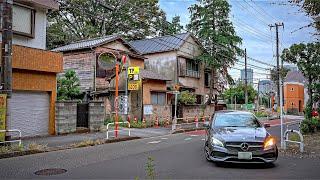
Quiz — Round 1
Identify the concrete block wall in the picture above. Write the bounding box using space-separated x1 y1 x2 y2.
55 101 77 134
144 105 172 123
181 105 215 119
89 101 105 131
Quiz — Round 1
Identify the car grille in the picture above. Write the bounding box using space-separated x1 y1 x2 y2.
225 142 263 152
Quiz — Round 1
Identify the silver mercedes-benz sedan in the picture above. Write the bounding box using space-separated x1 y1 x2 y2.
204 110 278 164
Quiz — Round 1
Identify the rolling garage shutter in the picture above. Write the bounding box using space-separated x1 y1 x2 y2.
8 91 50 137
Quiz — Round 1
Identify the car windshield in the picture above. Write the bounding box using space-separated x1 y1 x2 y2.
213 113 261 128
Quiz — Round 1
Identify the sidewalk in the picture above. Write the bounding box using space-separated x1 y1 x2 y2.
23 127 172 148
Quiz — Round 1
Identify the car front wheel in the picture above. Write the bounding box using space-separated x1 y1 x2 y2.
204 142 211 162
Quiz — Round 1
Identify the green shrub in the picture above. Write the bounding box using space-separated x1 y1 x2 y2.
254 111 268 117
300 120 310 134
300 117 320 134
178 91 196 105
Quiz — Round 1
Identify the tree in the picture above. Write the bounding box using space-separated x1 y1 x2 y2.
187 0 242 105
281 42 320 117
291 0 320 36
223 83 257 104
157 15 183 36
270 67 290 86
47 0 165 49
57 70 82 101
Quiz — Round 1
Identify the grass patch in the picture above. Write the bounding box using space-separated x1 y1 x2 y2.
28 143 48 152
0 144 24 154
288 133 301 142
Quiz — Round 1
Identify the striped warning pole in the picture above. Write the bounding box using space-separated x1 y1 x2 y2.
195 115 199 128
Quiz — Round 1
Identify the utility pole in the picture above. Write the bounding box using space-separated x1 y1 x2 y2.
269 22 284 149
1 0 13 96
1 0 13 142
244 48 248 110
257 79 260 110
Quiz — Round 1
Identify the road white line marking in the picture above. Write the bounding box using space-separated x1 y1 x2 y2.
184 138 192 141
148 140 161 144
190 135 199 137
201 138 205 141
161 137 168 140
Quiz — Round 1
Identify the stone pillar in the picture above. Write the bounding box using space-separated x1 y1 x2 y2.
89 101 105 132
55 101 77 135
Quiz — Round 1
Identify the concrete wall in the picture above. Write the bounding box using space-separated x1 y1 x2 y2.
55 101 77 135
55 101 105 134
144 105 172 123
0 7 47 49
181 105 215 119
89 101 105 131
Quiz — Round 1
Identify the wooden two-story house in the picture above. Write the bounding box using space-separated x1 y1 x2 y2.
130 33 214 105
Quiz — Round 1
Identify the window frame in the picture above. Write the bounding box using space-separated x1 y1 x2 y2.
151 91 167 105
186 60 200 78
0 3 36 38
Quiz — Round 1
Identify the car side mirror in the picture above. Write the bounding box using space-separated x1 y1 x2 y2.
203 122 210 129
264 123 271 128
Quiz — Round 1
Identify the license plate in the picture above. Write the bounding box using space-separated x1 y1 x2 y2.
238 152 252 160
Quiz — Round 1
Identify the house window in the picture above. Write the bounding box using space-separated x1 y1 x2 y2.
204 72 211 87
1 4 36 38
151 92 166 105
186 60 200 78
290 88 294 91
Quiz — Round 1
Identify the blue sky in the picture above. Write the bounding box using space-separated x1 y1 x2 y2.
158 0 317 85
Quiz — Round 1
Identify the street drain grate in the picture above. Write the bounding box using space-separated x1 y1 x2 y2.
34 168 67 176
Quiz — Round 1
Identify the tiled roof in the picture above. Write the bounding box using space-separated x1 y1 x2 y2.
140 69 171 81
52 35 138 53
129 33 190 54
285 70 307 84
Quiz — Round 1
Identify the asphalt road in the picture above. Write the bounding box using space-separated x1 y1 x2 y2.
0 124 319 179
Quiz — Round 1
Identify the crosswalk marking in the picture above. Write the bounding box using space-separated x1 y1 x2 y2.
184 138 192 141
148 140 161 144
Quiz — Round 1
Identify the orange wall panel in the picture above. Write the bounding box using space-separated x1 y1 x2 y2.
13 70 57 135
143 80 167 104
11 45 63 73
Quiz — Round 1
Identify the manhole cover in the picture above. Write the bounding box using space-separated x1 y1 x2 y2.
34 168 67 176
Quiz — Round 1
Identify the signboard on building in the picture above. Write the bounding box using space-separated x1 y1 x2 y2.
127 67 140 91
144 105 153 115
128 82 140 91
0 94 7 142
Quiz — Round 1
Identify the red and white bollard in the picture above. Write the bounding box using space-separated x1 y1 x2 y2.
195 116 199 128
142 116 146 128
154 116 159 128
134 116 138 123
127 115 131 123
166 117 170 126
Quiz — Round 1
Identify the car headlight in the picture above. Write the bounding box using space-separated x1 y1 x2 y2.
211 137 224 147
264 136 276 150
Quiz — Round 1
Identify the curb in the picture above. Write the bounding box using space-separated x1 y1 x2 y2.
0 136 140 159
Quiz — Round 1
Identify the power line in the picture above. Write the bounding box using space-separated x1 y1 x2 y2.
233 0 270 26
249 0 281 23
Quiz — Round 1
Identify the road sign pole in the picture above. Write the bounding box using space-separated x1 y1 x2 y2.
115 63 119 138
172 91 179 131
